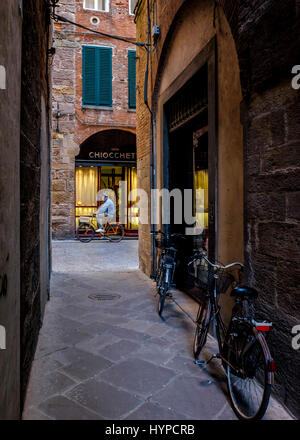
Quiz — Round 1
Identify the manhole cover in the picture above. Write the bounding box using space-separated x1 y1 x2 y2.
88 293 121 301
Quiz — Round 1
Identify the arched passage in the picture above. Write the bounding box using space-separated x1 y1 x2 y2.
75 129 138 235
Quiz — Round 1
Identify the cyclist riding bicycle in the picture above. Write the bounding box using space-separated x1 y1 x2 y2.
93 192 115 233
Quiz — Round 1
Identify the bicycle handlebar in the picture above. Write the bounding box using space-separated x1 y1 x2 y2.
189 252 244 270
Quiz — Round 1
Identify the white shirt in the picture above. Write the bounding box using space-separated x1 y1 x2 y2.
97 198 115 215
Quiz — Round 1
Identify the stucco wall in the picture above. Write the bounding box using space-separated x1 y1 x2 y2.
0 0 22 420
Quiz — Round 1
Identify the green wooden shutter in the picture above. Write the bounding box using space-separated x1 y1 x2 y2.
82 46 112 107
82 46 97 105
99 47 112 106
128 50 136 109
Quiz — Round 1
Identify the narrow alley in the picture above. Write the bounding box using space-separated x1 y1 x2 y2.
22 242 291 420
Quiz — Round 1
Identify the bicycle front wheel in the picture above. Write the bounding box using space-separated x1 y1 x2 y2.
227 328 272 420
193 299 211 359
157 267 170 317
106 224 125 242
76 223 95 243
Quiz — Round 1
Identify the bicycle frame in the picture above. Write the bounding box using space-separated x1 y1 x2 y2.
205 277 228 358
84 217 120 236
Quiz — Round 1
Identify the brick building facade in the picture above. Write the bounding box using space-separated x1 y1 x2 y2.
0 0 51 418
51 0 137 239
135 0 300 416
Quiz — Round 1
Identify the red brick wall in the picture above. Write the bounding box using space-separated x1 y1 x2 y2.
74 0 136 144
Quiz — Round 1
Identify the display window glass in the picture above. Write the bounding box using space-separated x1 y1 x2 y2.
75 165 138 231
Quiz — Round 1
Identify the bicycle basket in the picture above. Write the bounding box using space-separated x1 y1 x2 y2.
195 258 234 294
79 216 90 224
215 268 235 294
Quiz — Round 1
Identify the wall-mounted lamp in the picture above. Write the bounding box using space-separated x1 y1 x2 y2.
55 102 61 133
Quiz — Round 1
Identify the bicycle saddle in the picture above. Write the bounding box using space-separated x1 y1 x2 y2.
230 285 259 299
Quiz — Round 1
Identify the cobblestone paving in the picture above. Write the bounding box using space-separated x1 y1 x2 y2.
23 244 292 420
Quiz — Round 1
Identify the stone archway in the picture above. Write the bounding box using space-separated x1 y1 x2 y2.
150 0 244 266
76 129 136 160
75 129 138 235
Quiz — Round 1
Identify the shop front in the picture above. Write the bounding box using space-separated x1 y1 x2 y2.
75 129 138 236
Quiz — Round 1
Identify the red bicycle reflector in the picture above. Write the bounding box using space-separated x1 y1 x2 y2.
255 322 272 332
268 360 276 372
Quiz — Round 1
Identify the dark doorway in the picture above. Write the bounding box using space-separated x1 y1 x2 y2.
161 41 217 289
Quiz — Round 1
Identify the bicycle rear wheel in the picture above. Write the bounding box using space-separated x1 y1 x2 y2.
76 223 95 243
193 299 211 359
226 328 272 420
106 224 125 242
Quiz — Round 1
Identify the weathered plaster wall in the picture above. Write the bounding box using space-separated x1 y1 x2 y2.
0 0 22 420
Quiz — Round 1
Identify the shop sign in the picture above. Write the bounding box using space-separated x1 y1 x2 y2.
76 144 136 163
88 151 136 161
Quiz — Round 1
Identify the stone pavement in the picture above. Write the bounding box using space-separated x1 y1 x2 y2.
52 239 139 273
22 243 292 420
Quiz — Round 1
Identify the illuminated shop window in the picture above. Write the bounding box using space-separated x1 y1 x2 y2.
75 165 139 229
84 0 109 12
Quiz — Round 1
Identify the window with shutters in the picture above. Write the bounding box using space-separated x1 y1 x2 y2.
128 50 136 109
82 46 112 107
84 0 109 12
129 0 137 15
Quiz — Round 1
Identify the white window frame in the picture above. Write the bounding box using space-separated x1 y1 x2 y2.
129 0 137 15
83 0 110 12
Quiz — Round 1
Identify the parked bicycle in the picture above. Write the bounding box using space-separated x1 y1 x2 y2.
153 230 185 316
76 215 124 243
190 251 275 420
